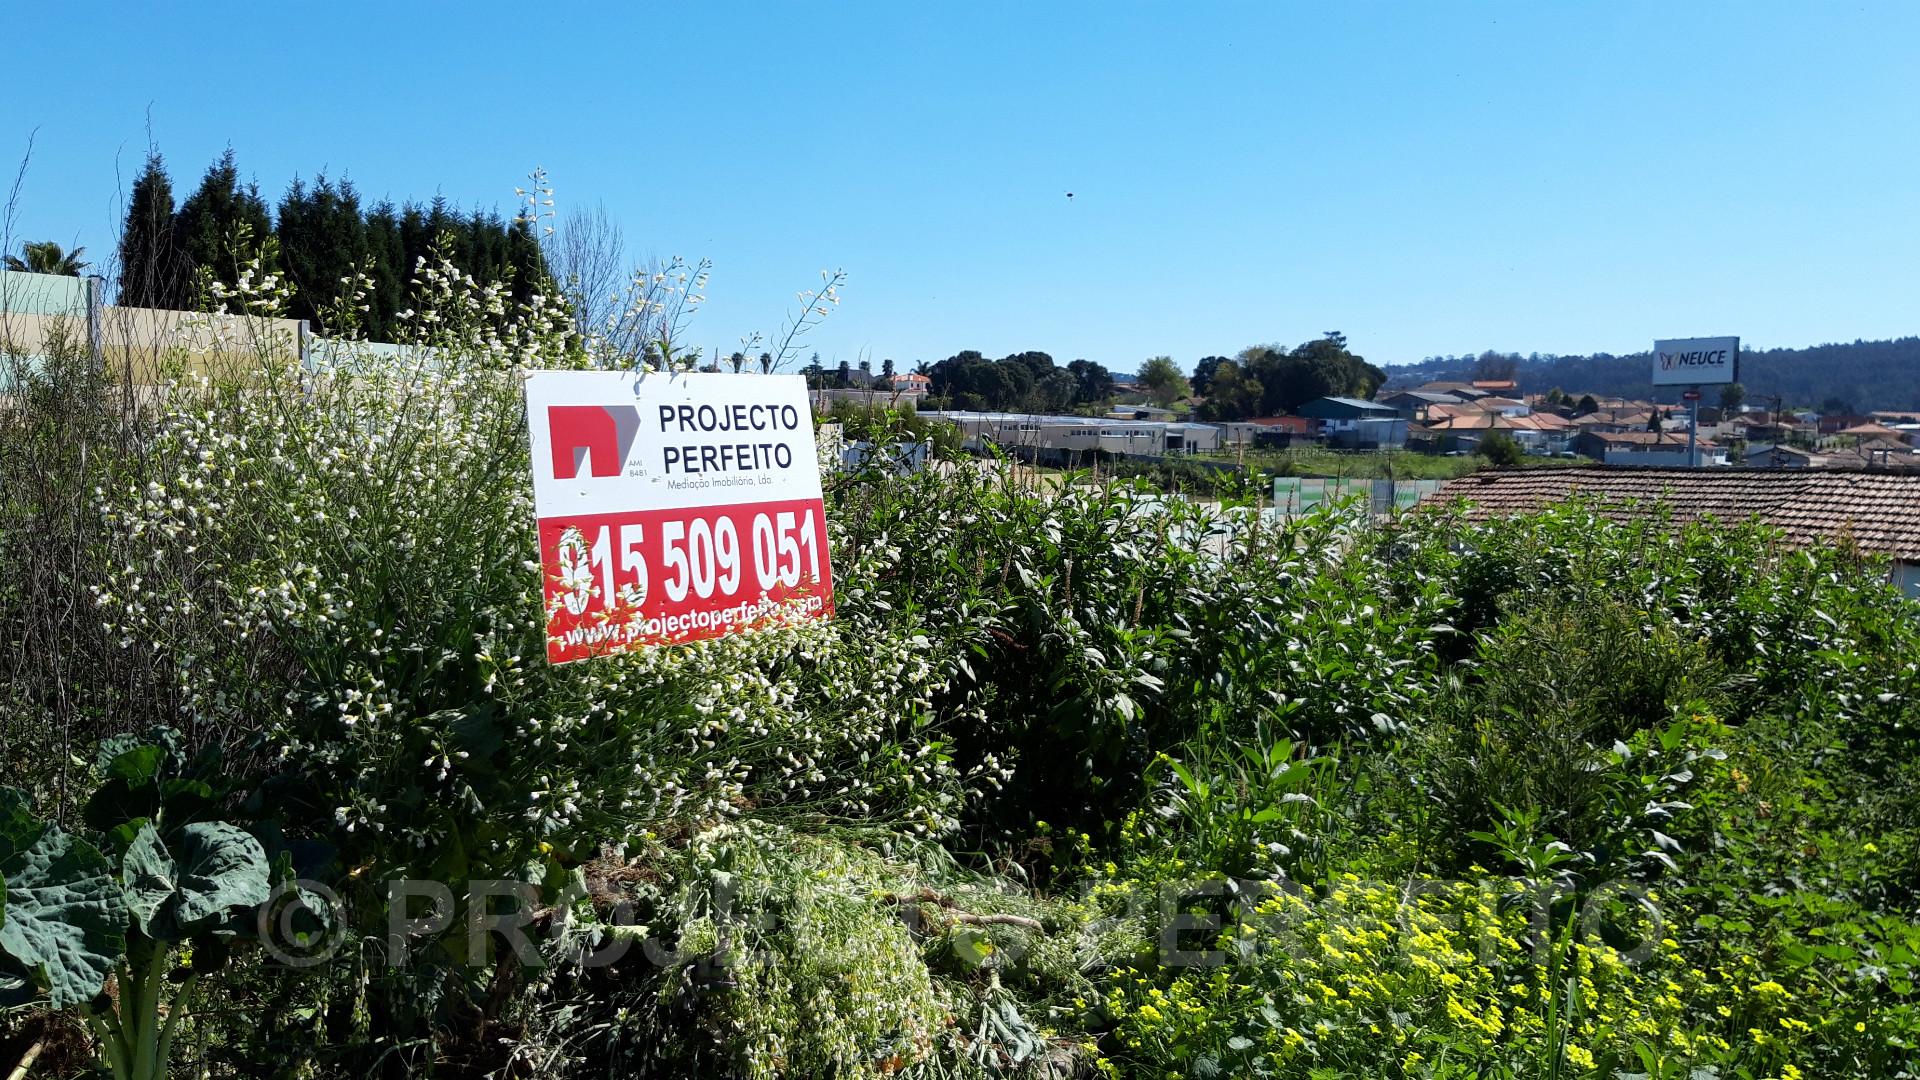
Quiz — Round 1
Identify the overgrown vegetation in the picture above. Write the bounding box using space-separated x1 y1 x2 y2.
3 245 1917 1079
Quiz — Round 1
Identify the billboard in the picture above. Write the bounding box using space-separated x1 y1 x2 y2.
1652 336 1739 386
525 371 833 663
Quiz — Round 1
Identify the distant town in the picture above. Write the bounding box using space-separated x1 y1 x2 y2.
808 356 1920 472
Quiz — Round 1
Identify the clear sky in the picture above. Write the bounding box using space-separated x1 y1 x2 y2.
7 2 1918 373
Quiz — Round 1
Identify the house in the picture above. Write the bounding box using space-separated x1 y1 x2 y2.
1470 379 1520 394
1744 419 1809 444
1816 444 1920 469
1378 390 1466 421
888 372 931 396
1217 415 1315 449
1569 412 1647 436
1421 411 1570 454
1743 443 1819 468
1818 414 1882 436
1434 466 1920 596
1295 397 1407 449
1245 415 1316 436
1475 396 1532 417
1705 414 1751 442
1572 430 1726 467
1829 422 1913 448
1414 381 1491 401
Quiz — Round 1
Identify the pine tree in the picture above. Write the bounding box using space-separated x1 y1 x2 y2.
117 152 188 308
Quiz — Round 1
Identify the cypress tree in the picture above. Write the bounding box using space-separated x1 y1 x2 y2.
117 152 188 308
277 174 368 332
505 214 548 307
176 149 273 303
363 201 405 339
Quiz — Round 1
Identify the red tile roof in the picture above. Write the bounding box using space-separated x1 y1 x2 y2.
1435 466 1920 561
1835 422 1908 441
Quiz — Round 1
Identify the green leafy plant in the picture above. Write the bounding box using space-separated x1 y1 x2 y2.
0 730 270 1080
1147 707 1339 882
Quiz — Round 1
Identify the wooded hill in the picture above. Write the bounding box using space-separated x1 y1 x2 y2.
1391 337 1920 412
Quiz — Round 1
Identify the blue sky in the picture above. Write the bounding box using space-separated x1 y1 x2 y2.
7 2 1918 373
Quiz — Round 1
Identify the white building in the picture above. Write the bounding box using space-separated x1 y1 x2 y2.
923 411 1223 458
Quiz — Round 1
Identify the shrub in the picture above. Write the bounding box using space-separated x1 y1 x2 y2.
1407 597 1730 876
1479 430 1523 466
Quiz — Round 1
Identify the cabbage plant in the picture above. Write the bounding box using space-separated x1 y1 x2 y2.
0 730 271 1080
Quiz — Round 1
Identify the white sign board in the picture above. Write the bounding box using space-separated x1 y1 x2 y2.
1652 336 1739 386
524 371 832 663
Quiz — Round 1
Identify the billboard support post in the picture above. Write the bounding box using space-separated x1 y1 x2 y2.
1687 392 1699 467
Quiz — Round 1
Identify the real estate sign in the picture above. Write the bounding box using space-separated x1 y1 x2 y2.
525 371 833 663
1652 336 1739 386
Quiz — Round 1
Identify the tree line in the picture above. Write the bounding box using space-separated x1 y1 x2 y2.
874 334 1385 418
114 148 550 340
920 351 1118 412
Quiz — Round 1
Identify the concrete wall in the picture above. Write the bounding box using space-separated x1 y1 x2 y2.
1 270 304 382
98 306 304 381
0 270 91 315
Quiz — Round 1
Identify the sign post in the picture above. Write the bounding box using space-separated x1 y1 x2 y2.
1681 389 1701 466
524 371 833 663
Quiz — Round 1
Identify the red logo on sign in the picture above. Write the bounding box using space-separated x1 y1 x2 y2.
548 405 641 479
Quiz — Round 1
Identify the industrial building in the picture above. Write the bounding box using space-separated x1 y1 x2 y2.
923 410 1223 460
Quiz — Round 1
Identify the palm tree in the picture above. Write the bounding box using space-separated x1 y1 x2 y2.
3 240 88 276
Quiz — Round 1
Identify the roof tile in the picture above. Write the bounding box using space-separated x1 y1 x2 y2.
1435 466 1920 561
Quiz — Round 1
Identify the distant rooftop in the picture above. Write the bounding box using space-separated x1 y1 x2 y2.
1383 390 1466 404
